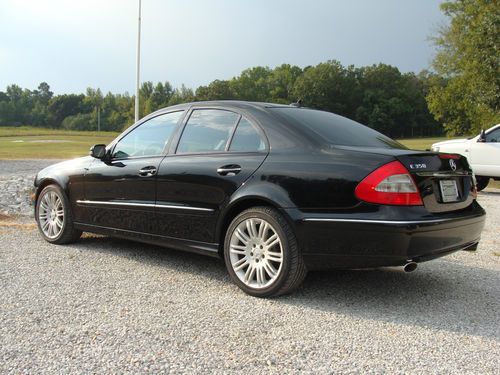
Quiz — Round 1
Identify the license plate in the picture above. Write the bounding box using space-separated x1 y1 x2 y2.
439 180 460 203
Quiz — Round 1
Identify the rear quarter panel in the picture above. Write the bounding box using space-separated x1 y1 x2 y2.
242 149 394 210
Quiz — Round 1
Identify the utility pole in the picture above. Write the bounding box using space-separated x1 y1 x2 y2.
134 0 142 123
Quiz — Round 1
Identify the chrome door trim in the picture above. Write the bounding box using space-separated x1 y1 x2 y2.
76 200 214 212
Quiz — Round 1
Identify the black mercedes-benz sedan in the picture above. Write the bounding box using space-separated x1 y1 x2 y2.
34 101 486 297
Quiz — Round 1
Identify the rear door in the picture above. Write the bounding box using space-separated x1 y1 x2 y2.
83 111 184 233
397 153 475 213
155 108 268 243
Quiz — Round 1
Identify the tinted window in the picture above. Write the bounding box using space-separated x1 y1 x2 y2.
113 111 183 158
485 128 500 142
271 108 406 149
177 109 240 153
229 118 266 152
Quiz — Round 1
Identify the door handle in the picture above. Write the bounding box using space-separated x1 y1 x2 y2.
217 164 242 176
138 166 157 177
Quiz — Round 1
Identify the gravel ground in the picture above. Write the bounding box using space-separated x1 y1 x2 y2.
0 159 63 216
0 160 499 374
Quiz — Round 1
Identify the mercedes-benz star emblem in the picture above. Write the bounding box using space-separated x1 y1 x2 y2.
449 159 457 171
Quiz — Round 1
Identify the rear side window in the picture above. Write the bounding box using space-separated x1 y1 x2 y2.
229 118 266 152
271 108 406 149
177 109 240 153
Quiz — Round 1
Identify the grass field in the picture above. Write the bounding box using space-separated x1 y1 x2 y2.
397 137 457 151
0 126 119 159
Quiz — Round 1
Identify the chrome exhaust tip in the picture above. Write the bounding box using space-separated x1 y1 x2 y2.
403 262 418 273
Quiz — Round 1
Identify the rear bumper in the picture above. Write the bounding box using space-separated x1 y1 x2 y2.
285 203 486 270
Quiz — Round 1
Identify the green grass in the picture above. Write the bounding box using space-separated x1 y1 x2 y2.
396 137 460 151
0 126 119 159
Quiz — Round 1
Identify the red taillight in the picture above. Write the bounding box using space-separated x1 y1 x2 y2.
355 161 423 206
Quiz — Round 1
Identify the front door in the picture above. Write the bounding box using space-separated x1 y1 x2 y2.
155 109 268 243
82 111 184 233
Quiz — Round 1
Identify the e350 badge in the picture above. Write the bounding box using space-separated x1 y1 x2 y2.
409 163 427 169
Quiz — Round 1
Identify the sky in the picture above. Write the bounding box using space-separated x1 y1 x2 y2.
0 0 447 95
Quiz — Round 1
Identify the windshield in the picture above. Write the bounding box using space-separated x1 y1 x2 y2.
271 107 407 149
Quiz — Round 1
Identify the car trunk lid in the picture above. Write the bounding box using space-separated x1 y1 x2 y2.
396 152 475 213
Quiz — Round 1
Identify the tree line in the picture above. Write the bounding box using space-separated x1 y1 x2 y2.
0 0 497 138
0 61 442 138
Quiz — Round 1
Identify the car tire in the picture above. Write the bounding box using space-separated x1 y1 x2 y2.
224 206 307 297
476 176 489 191
36 184 82 244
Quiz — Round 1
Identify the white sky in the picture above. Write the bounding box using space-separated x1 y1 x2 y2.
0 0 446 94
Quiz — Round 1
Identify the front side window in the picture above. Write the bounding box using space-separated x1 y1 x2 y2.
176 109 240 153
229 118 266 152
113 111 183 158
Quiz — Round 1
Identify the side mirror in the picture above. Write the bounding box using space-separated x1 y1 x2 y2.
90 144 107 159
477 129 486 143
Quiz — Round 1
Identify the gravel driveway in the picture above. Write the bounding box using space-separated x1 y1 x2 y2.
1 160 499 373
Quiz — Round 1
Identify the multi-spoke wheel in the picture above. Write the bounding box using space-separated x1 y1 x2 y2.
36 185 82 244
38 190 64 239
224 206 307 297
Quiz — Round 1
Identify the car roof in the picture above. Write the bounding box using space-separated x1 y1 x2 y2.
487 123 500 132
160 100 292 113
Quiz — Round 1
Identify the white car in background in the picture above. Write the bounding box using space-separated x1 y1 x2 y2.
431 124 500 191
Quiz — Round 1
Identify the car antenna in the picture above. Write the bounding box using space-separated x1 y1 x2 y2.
290 98 303 108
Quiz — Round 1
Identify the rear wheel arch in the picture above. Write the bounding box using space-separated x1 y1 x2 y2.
217 197 293 255
223 205 307 297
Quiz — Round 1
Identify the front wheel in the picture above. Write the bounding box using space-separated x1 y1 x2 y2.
36 185 82 244
224 206 307 297
476 176 489 191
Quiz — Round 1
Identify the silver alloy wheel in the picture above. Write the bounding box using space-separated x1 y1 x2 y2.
38 191 64 239
229 217 283 289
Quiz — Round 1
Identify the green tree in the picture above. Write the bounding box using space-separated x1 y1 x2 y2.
31 82 53 127
62 113 94 130
84 88 104 131
195 79 236 101
292 60 360 117
47 94 85 128
139 81 154 116
229 66 272 102
0 85 35 125
168 85 195 106
427 0 500 135
268 64 303 104
149 81 173 112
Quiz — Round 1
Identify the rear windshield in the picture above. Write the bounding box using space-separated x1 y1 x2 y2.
270 107 406 149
